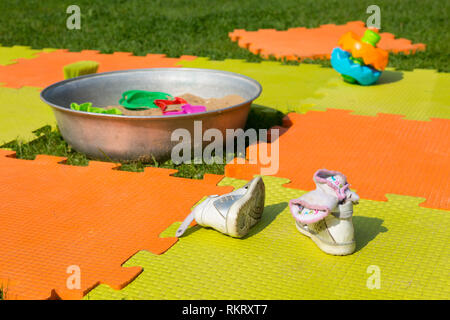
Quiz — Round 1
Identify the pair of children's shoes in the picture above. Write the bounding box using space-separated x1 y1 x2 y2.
176 170 359 256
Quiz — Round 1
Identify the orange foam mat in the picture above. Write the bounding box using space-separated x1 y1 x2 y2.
225 110 450 211
229 21 426 60
0 149 232 300
0 50 196 89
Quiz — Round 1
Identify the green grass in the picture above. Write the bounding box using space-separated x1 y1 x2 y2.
1 125 225 178
0 0 448 178
1 106 284 178
0 0 448 71
0 284 6 300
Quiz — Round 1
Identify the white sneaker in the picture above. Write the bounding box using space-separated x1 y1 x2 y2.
295 202 357 256
176 176 265 238
289 169 359 255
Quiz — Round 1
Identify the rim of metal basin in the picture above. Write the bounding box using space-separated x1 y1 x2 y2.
40 68 263 120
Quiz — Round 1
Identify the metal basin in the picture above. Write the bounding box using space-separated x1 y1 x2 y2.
40 68 262 162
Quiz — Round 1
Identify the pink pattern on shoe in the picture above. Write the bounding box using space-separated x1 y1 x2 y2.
289 197 330 224
314 169 349 201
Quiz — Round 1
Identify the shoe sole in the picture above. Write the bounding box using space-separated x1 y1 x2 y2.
226 176 265 238
295 222 355 256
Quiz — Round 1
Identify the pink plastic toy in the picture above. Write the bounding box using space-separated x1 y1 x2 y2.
164 104 207 115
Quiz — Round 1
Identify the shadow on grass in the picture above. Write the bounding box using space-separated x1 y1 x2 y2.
353 216 388 252
245 104 285 132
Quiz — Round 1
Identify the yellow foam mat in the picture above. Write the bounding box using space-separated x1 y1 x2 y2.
0 86 56 145
179 58 336 113
0 45 55 66
86 176 449 300
302 68 450 121
180 58 450 121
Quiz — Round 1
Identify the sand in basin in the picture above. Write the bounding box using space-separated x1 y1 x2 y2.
104 93 246 116
104 106 164 116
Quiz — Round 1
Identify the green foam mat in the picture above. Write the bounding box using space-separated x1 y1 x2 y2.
86 176 450 300
179 58 336 114
0 86 56 145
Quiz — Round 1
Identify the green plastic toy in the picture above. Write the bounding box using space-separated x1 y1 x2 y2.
119 90 173 110
361 29 381 47
70 102 122 115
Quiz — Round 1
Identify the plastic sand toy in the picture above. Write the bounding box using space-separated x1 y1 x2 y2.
70 96 208 116
331 29 388 85
119 90 173 110
70 102 122 115
154 97 188 111
163 104 207 115
119 92 207 115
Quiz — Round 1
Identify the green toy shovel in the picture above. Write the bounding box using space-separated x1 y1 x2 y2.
119 90 173 110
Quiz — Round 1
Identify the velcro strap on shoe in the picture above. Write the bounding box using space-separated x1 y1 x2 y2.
176 211 196 237
176 195 220 237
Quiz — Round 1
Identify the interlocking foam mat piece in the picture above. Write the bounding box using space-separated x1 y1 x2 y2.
303 68 450 121
225 110 450 211
229 21 426 61
0 50 197 89
180 58 450 119
0 149 233 299
0 45 55 66
179 58 336 113
0 86 56 145
85 176 450 300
